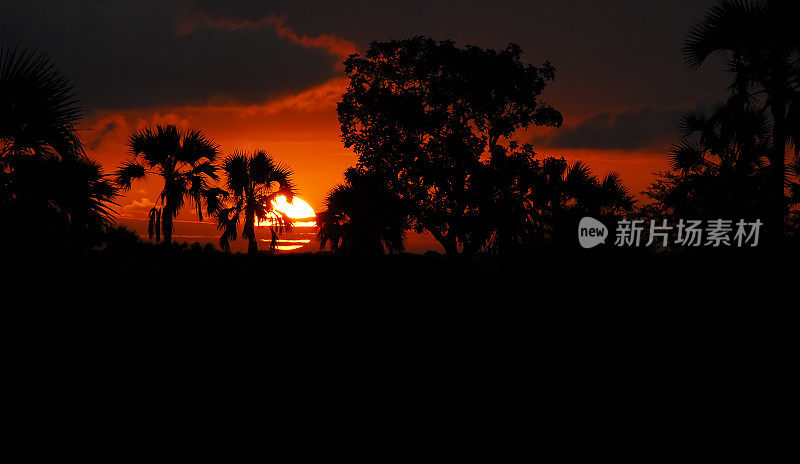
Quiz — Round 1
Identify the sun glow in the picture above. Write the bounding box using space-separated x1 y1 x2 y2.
272 196 316 221
255 196 316 251
256 196 317 228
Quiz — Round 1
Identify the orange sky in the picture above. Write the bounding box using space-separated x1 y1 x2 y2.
0 1 736 254
70 9 678 253
83 81 670 222
86 77 355 220
82 84 670 254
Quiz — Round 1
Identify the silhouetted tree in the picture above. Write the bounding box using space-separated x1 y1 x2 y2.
529 158 634 248
338 37 563 259
685 0 800 242
643 100 772 222
317 169 410 256
482 147 633 251
789 153 800 238
115 125 219 245
210 150 294 254
1 47 117 252
0 47 82 160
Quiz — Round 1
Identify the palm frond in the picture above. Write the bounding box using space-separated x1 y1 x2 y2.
114 160 146 191
789 154 800 179
679 110 709 136
248 150 277 184
203 187 228 216
601 172 635 211
190 161 219 180
683 0 755 69
223 152 250 195
669 141 705 171
179 129 220 164
215 207 240 252
127 127 161 166
0 47 84 159
788 92 800 155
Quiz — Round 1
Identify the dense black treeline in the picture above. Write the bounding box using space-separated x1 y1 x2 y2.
1 0 797 272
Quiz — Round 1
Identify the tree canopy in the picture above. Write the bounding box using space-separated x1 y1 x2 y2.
338 37 566 257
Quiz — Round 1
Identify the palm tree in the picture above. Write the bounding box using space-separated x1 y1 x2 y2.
644 101 772 220
684 0 800 242
211 150 294 254
0 47 82 160
669 100 771 174
789 153 800 237
46 157 118 246
527 157 635 248
1 47 117 252
317 169 410 256
115 125 219 245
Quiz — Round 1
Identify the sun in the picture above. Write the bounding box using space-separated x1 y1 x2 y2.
272 195 315 218
258 195 316 228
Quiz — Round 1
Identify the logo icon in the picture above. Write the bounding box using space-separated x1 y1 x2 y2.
578 217 608 248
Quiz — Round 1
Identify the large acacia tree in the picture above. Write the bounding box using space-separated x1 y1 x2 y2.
338 37 563 258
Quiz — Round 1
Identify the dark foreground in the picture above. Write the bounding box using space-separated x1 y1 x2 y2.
4 237 796 286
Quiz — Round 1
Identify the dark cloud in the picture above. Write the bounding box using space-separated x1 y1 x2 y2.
88 121 118 150
1 0 728 120
190 0 729 115
534 106 688 150
0 1 339 111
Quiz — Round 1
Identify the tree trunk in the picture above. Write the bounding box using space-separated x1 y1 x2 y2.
247 232 258 255
429 227 458 257
162 177 173 245
163 213 173 245
444 238 458 257
245 196 258 255
769 93 786 249
461 239 477 261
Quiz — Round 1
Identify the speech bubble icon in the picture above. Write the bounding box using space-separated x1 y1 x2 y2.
578 217 608 249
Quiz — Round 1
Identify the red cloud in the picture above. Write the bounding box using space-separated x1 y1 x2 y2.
177 13 357 61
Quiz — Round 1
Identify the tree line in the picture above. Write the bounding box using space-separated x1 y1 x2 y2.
0 47 295 257
320 0 799 257
1 0 798 265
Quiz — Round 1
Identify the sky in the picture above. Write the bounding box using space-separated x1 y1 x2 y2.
0 0 730 252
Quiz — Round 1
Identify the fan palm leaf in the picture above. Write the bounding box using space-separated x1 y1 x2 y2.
214 150 295 254
115 125 219 244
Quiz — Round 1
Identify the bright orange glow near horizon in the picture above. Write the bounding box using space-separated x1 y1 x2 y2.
76 19 672 233
272 195 315 219
85 77 353 223
257 196 317 228
77 26 670 254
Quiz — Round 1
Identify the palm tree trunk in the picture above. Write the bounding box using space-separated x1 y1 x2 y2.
162 177 173 245
163 212 173 245
770 93 786 249
245 198 258 255
247 233 258 255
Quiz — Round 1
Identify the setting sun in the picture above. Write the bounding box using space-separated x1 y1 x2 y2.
255 196 316 228
256 195 316 227
267 195 316 228
4 0 795 274
255 196 316 251
272 196 315 220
